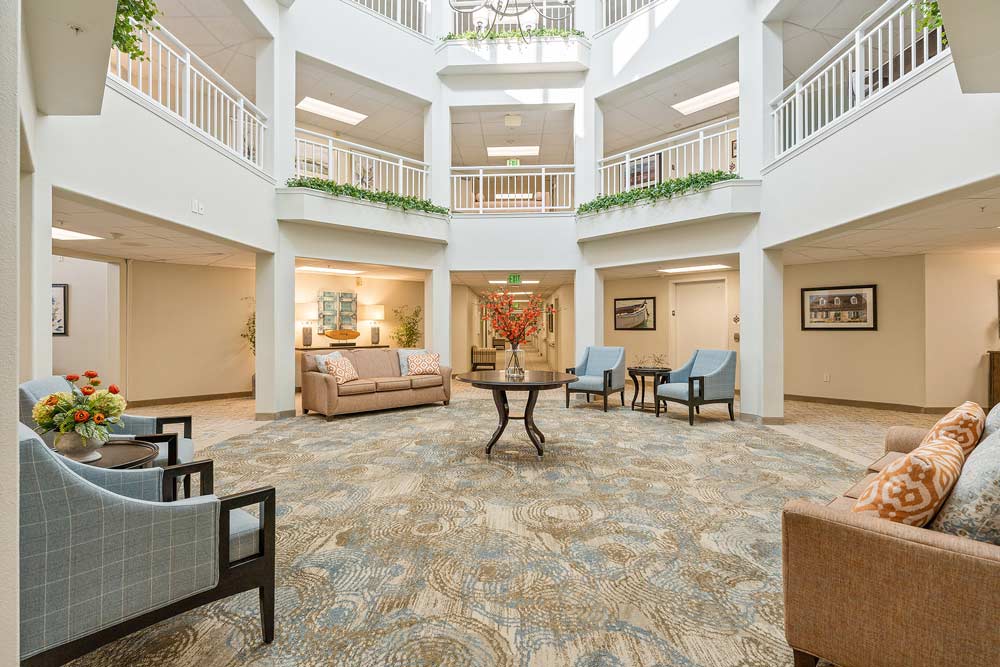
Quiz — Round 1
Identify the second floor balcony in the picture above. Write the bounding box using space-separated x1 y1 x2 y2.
451 165 576 214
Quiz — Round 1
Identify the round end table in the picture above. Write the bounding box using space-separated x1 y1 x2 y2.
85 440 160 469
628 367 672 412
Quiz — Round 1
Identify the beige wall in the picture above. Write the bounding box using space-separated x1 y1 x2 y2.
51 256 120 380
294 273 425 348
450 284 474 373
924 253 1000 408
548 284 575 372
127 261 255 402
784 255 926 407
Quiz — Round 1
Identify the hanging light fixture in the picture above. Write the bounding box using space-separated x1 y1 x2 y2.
450 0 573 42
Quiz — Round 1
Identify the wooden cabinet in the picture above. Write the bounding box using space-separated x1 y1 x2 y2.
989 351 1000 411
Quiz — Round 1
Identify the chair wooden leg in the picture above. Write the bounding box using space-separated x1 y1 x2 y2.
620 390 625 406
259 585 275 644
302 408 309 414
695 405 700 414
792 650 818 667
183 474 192 499
603 394 608 412
728 401 735 421
688 405 695 426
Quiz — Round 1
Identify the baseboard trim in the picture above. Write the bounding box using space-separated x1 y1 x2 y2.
129 391 252 407
739 413 785 425
784 394 950 415
255 410 297 421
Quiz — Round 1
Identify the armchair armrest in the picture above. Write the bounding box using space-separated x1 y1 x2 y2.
603 369 613 390
653 370 672 385
155 415 193 439
782 500 1000 666
218 486 276 569
884 425 930 454
162 459 215 501
688 376 706 400
139 432 179 466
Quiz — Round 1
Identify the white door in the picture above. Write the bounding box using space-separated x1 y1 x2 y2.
673 279 728 368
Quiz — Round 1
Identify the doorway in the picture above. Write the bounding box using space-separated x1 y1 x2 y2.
672 278 728 366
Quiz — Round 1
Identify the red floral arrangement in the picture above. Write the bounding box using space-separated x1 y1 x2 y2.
481 290 553 347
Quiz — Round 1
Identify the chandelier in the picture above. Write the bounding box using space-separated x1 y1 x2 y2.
449 0 573 41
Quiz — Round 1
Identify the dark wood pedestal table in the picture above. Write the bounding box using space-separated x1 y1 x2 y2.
457 370 578 458
628 366 672 412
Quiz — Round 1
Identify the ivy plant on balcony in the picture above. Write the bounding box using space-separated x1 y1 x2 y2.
576 171 741 215
916 1 947 45
286 177 451 216
441 27 585 41
115 0 160 60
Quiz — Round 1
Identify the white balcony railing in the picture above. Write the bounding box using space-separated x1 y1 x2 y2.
451 165 575 213
770 0 948 160
598 118 739 197
352 0 428 35
601 0 655 30
451 0 575 34
108 21 267 171
294 129 430 200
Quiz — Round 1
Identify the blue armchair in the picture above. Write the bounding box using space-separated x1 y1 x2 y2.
566 346 626 412
18 423 275 666
655 349 736 425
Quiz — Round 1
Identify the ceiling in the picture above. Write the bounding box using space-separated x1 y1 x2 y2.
295 258 427 282
779 0 884 86
599 254 740 280
452 270 576 297
452 106 575 166
782 181 1000 264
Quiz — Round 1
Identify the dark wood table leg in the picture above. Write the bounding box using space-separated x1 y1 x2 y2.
640 375 647 409
486 389 510 456
523 389 544 458
630 371 639 410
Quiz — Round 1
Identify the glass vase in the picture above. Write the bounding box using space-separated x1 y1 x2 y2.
505 344 526 379
54 431 104 463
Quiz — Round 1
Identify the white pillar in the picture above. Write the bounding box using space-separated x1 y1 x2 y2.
573 86 602 206
1 0 20 657
424 262 451 365
254 229 296 420
256 17 295 183
423 93 451 208
19 171 52 380
574 265 603 362
575 0 599 36
739 239 783 423
429 0 452 38
739 20 783 179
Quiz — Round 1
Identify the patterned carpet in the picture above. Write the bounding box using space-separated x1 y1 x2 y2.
75 392 859 667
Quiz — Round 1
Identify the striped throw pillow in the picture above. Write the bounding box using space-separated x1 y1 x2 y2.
407 352 440 376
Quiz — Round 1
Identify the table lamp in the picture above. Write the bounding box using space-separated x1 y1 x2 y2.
360 304 385 345
295 302 319 347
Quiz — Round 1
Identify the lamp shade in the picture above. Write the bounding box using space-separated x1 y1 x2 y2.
360 304 385 321
295 302 319 321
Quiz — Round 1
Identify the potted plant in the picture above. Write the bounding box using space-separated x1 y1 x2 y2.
391 305 423 348
31 371 127 462
481 291 552 378
241 296 256 397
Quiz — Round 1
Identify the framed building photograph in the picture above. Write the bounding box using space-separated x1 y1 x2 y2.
52 283 68 336
614 297 656 331
801 285 877 331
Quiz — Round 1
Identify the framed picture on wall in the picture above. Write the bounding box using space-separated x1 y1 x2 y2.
52 284 68 336
801 285 877 331
614 297 656 331
547 311 554 334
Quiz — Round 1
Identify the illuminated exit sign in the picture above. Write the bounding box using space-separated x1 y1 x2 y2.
506 158 520 167
507 274 521 285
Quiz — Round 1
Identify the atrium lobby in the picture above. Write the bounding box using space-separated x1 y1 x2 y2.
4 0 1000 666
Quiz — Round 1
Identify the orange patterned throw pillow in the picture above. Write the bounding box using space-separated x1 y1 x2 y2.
325 356 359 385
920 401 985 456
853 437 965 526
407 352 440 376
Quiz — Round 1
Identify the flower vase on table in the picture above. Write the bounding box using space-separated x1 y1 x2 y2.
31 369 127 464
54 431 104 463
481 289 553 381
505 344 526 379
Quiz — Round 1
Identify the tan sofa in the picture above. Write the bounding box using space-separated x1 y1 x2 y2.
783 426 1000 667
301 348 451 420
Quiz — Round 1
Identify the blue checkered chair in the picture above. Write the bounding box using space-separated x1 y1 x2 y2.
565 346 626 412
654 349 736 425
18 424 275 666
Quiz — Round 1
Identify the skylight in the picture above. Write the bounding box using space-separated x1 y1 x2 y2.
658 264 731 274
671 82 740 115
486 146 540 157
296 97 367 125
51 228 103 241
296 267 365 275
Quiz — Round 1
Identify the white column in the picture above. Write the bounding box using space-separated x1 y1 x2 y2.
0 0 20 657
573 87 602 206
423 93 451 208
574 265 603 362
256 16 296 183
575 0 599 36
424 262 451 365
429 0 452 37
19 171 52 380
739 19 783 178
254 229 296 420
739 239 783 423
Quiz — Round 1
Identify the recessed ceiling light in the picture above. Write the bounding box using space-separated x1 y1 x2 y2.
51 228 103 241
508 291 533 295
671 82 740 115
658 264 731 274
296 97 367 125
486 146 540 157
512 299 530 303
296 266 364 275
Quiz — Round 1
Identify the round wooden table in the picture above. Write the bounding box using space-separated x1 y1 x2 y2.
628 366 672 412
457 370 577 458
87 440 160 469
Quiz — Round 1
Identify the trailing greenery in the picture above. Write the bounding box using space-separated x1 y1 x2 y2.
286 177 450 215
576 171 741 215
916 1 946 46
442 27 585 41
391 306 424 348
240 296 256 356
114 0 160 60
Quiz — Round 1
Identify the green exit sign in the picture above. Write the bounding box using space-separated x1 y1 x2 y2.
507 273 521 285
506 158 520 167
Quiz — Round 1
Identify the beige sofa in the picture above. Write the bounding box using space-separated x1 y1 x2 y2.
783 425 1000 667
301 348 451 420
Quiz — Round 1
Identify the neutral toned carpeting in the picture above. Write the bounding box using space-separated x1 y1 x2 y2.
77 392 862 667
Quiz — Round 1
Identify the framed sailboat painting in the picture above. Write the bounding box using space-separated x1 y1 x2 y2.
614 297 656 331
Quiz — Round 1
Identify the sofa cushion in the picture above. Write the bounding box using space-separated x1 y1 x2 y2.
569 375 606 392
338 380 376 396
852 436 965 526
656 381 701 401
407 352 440 376
397 349 427 376
983 401 1000 441
229 508 260 562
373 377 411 392
929 430 1000 545
347 349 400 379
325 356 360 385
844 473 879 499
826 495 857 512
868 451 906 473
410 375 443 389
921 401 986 457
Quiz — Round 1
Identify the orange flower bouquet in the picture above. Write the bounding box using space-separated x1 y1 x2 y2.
481 291 552 378
32 371 127 462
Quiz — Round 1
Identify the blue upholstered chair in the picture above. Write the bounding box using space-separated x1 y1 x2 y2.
18 423 275 666
655 349 736 425
566 346 626 412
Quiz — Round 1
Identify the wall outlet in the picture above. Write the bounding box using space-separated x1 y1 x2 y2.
191 199 206 215
198 201 206 215
191 199 199 214
823 372 831 383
